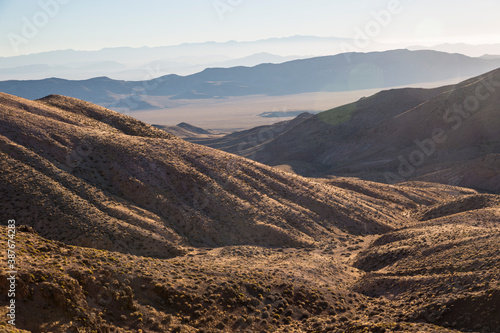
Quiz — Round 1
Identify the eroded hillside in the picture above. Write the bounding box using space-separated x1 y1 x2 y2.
1 93 499 332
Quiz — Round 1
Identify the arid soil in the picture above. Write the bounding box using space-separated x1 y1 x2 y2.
1 93 499 332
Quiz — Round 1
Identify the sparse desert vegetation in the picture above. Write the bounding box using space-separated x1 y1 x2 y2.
1 92 499 332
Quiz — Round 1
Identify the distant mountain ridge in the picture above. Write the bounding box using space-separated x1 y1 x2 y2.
0 36 362 80
0 36 353 66
3 37 500 80
0 53 303 81
1 50 500 112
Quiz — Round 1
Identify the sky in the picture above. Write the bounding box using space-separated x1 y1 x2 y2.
0 0 499 57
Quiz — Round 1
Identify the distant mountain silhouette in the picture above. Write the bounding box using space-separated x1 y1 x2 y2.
3 38 500 80
2 50 500 111
0 36 365 80
0 36 353 68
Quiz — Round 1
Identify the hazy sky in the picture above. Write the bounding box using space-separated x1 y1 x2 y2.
0 0 499 57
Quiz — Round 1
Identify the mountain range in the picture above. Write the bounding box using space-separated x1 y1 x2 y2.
1 50 500 114
2 36 500 81
0 36 382 80
0 53 303 82
1 91 499 332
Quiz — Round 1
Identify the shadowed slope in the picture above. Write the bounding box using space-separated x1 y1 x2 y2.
221 68 500 192
197 85 452 173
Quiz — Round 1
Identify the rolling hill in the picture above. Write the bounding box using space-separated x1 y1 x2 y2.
0 92 426 255
1 92 499 332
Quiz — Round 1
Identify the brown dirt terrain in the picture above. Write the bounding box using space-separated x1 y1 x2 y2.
0 93 499 332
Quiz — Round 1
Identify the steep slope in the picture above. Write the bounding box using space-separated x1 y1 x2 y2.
1 50 500 109
201 85 452 169
229 68 500 192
